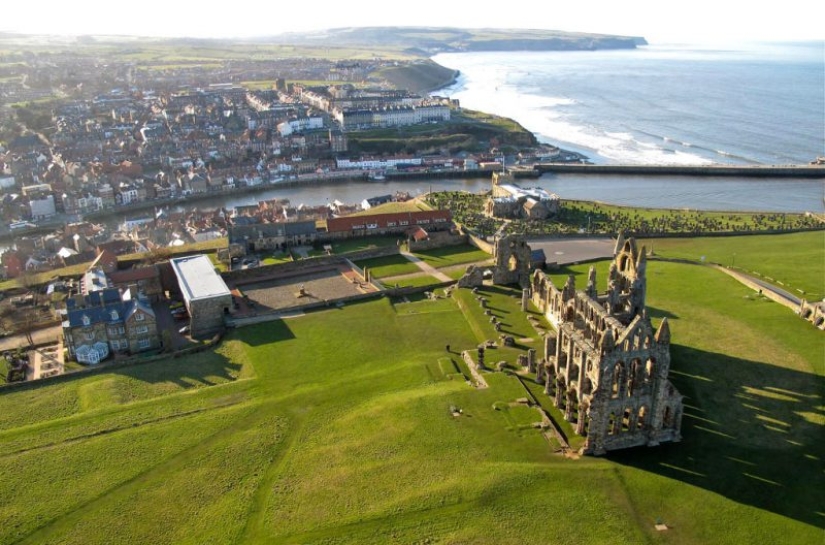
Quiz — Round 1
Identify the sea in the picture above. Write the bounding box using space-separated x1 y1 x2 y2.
432 41 825 167
181 41 824 215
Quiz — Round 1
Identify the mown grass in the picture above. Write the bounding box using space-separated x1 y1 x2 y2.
353 254 421 278
644 230 825 299
0 255 821 544
413 244 492 269
388 273 444 288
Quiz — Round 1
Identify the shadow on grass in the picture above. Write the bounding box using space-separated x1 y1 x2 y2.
644 305 679 320
237 318 297 347
111 349 244 390
610 344 825 528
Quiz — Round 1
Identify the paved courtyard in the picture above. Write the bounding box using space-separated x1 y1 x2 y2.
528 237 616 266
231 265 378 314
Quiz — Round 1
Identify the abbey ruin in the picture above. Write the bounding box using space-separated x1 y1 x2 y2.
529 235 683 455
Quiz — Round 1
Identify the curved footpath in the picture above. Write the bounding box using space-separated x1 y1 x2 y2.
710 264 801 310
653 257 801 312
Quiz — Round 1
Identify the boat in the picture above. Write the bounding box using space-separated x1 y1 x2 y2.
368 171 386 182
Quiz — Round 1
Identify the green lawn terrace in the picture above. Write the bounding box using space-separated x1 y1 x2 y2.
0 249 822 544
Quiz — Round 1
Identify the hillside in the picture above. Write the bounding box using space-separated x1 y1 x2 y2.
373 59 459 93
267 26 646 54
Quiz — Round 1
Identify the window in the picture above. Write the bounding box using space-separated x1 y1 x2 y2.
135 325 149 334
386 221 396 227
135 313 145 322
399 220 409 226
84 332 95 341
82 315 91 326
110 310 119 321
366 223 378 229
138 338 150 349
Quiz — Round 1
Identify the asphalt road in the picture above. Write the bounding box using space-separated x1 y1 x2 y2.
527 237 616 266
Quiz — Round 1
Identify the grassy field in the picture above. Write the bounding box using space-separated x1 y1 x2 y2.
414 244 493 269
353 254 422 278
644 231 825 299
0 249 822 543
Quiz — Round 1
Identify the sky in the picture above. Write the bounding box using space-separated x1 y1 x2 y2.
1 1 823 45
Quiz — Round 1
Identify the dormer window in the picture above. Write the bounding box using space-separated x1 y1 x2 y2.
110 310 119 321
135 312 145 321
82 314 91 326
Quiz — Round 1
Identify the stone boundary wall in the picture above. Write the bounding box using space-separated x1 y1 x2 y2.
0 332 223 391
465 232 494 254
408 232 468 252
223 246 400 285
633 227 824 239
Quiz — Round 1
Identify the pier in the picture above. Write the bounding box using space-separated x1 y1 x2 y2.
534 163 825 178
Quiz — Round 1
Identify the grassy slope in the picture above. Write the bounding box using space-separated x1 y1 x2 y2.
0 255 822 543
645 231 825 299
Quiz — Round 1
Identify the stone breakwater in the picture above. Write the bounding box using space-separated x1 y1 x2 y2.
534 164 825 178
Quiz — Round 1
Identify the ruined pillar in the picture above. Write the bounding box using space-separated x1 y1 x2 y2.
575 404 588 435
554 378 564 407
536 359 545 384
521 288 530 311
517 353 528 369
544 333 556 363
527 349 536 373
564 390 576 422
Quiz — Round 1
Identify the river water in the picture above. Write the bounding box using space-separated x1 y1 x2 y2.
168 173 822 215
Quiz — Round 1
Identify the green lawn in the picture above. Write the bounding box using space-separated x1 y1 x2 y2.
328 235 402 254
0 256 822 543
645 230 825 299
381 273 446 289
352 254 422 278
413 244 492 269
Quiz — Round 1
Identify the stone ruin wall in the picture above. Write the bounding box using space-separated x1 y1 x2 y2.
528 236 684 455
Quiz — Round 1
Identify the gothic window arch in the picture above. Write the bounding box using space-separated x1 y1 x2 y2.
612 362 626 398
622 407 634 432
628 358 643 395
637 405 648 430
645 358 656 381
581 377 593 396
663 406 673 427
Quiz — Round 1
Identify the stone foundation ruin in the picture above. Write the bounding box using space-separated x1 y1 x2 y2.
458 234 532 289
529 235 683 455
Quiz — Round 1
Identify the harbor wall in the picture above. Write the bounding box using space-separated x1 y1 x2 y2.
534 163 825 178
